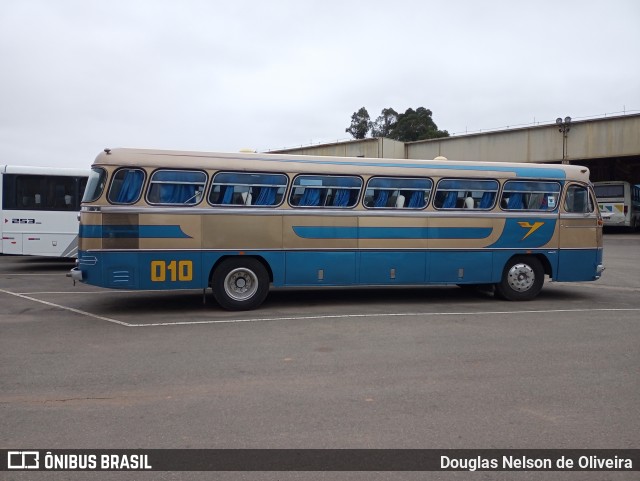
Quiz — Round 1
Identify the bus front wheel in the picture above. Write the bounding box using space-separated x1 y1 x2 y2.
211 258 269 311
495 256 544 301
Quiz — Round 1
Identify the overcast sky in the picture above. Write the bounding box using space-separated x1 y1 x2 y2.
1 0 639 168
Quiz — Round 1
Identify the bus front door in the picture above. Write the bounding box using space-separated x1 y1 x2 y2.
557 184 603 282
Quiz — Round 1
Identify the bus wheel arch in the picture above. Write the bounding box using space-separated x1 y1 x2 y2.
495 255 545 301
210 256 271 311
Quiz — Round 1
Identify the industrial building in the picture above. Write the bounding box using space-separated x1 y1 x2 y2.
272 113 640 184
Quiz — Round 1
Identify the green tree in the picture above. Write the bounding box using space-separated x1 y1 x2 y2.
389 107 449 142
371 108 398 137
345 107 371 139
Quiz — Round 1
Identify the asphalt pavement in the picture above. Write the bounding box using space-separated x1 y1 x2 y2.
1 232 638 481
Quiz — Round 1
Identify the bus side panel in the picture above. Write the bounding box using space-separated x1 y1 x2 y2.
21 233 78 257
557 213 601 281
556 249 602 281
2 231 23 254
200 251 286 287
430 251 493 283
285 251 356 286
101 252 140 289
203 214 283 250
359 251 426 284
137 251 203 290
598 201 628 226
83 251 205 289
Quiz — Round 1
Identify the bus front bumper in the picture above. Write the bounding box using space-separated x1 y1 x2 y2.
68 267 84 282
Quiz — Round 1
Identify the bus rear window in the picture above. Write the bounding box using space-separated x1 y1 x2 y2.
594 184 624 198
82 168 107 203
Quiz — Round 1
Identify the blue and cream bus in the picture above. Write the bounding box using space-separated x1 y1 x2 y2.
70 148 604 310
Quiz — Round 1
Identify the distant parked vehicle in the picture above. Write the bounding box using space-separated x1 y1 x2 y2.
594 181 640 229
1 165 88 257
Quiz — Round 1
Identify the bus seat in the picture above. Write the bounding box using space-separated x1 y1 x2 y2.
464 195 474 208
241 192 252 205
395 194 405 208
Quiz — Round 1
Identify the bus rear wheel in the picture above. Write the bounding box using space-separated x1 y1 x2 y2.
211 258 269 311
495 256 544 301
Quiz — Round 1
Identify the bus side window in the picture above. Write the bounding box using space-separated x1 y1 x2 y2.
564 185 594 213
147 170 207 206
289 175 361 208
364 177 431 209
209 172 288 207
108 168 145 204
501 181 561 211
434 179 498 210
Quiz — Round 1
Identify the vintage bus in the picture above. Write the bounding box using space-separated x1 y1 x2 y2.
1 165 88 257
69 148 604 310
593 181 640 229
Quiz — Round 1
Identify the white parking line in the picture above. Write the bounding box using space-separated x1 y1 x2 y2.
137 308 640 327
1 287 640 328
0 288 131 327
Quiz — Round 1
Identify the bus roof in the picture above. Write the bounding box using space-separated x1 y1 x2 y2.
0 165 89 177
92 148 592 182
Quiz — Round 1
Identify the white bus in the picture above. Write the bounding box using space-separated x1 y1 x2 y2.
1 165 89 257
593 181 640 229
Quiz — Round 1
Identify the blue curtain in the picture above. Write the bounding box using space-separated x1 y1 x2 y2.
218 185 234 204
374 190 390 207
256 187 277 206
443 191 458 208
299 188 321 206
408 191 424 208
117 170 144 203
479 192 494 209
507 193 524 209
332 189 350 207
160 184 197 204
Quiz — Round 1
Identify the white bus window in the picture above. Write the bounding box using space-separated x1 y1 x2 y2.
4 175 80 211
364 177 432 209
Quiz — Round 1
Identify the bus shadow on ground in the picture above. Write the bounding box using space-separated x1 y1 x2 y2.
83 284 594 318
0 256 75 273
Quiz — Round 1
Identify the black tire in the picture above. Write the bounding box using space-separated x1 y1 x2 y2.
211 258 270 311
495 256 544 301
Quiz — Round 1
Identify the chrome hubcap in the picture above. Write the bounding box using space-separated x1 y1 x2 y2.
224 268 258 301
507 263 535 292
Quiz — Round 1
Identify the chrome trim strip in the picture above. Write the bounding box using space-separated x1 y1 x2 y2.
87 205 561 219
